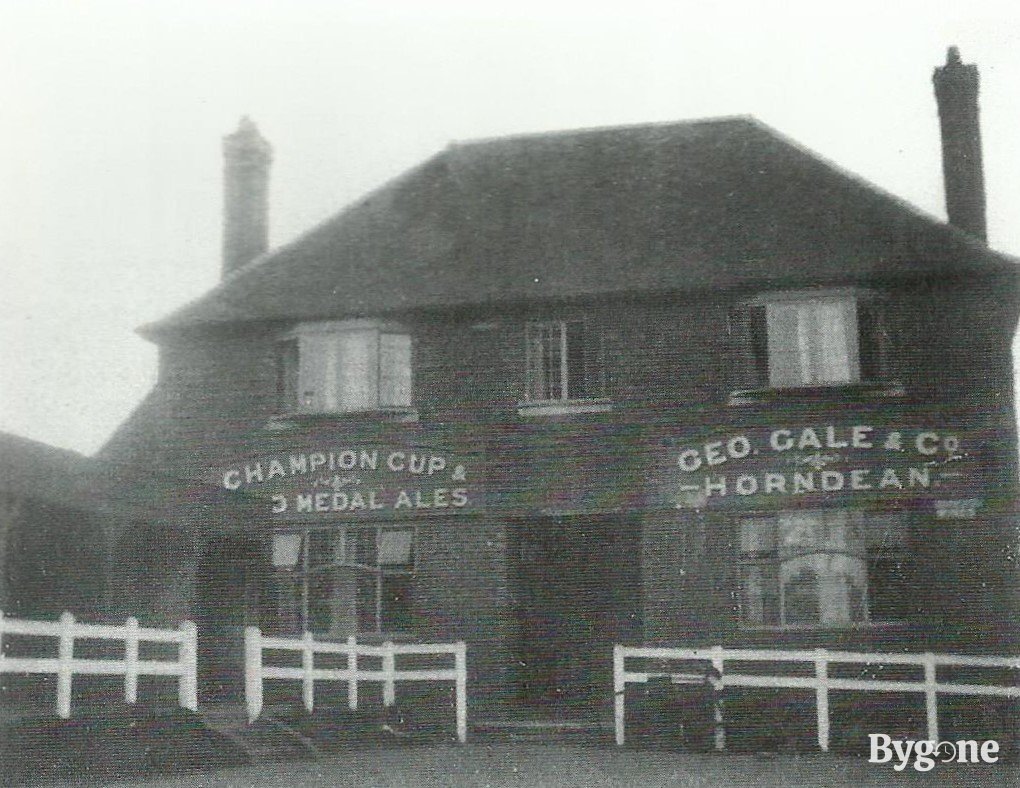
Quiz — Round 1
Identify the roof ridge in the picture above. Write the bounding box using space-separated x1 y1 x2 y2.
449 114 758 149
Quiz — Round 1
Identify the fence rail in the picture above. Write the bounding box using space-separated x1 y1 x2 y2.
613 644 1020 751
0 611 197 718
244 627 468 742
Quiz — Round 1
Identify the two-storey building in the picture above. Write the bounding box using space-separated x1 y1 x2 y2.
102 49 1019 721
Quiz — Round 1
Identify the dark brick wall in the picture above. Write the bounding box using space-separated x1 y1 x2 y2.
102 271 1020 686
3 496 107 619
414 517 514 714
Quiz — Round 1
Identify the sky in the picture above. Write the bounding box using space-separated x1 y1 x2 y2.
1 0 1020 455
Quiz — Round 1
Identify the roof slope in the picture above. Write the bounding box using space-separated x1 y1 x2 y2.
0 431 123 514
145 116 1014 336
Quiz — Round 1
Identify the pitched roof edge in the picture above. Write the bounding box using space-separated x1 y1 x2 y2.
745 117 1019 270
138 148 455 340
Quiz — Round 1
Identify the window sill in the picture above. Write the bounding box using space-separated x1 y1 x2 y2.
728 381 906 406
351 631 419 644
517 398 614 417
737 620 911 633
265 407 419 430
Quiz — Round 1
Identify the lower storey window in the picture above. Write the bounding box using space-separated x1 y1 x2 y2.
272 525 414 637
739 510 910 627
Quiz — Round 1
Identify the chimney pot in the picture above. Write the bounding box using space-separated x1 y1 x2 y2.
932 47 987 241
222 117 272 278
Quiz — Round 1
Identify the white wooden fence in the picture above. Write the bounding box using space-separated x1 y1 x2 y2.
244 627 468 742
613 644 1020 751
0 611 197 718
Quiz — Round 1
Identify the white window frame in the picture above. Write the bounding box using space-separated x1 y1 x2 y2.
272 524 416 637
767 298 859 387
738 510 909 630
756 289 862 388
520 319 611 415
279 320 415 416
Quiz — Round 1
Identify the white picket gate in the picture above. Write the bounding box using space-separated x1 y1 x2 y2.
0 611 198 718
244 627 468 742
613 644 1020 750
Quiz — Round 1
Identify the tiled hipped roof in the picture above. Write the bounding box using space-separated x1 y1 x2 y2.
144 116 1015 336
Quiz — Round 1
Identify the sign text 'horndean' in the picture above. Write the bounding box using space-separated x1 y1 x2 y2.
673 425 963 505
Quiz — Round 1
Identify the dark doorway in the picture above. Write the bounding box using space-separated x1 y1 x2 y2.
510 516 641 716
195 534 267 703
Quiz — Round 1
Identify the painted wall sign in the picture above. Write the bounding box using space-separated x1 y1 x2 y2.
219 446 477 518
668 424 969 509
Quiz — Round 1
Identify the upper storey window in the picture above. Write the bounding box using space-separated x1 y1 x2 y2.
731 290 890 398
521 319 610 415
277 321 413 415
526 320 590 401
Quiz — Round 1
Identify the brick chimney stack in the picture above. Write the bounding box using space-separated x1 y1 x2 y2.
932 46 987 242
222 116 272 278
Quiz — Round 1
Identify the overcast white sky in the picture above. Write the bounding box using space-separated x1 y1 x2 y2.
2 0 1019 455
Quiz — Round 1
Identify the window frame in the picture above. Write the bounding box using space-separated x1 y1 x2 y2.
519 317 611 416
728 288 901 403
271 524 417 638
275 320 416 418
736 509 913 631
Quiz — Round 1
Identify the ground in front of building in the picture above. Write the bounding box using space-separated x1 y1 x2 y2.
78 744 1019 788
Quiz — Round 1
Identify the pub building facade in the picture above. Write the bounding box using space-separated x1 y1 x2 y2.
102 50 1019 720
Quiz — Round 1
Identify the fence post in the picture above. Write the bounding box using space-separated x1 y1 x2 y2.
815 649 830 752
56 612 75 719
711 646 726 751
302 630 315 713
383 641 396 707
244 626 263 723
923 654 939 742
124 617 139 705
455 642 468 744
178 620 198 712
0 610 5 662
347 636 358 710
613 644 626 746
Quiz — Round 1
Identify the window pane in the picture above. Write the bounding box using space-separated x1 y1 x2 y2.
526 322 563 400
274 572 302 635
777 511 822 557
742 565 780 625
378 528 413 566
748 305 769 385
565 321 586 399
272 532 303 568
766 299 860 386
352 527 378 567
298 334 334 412
782 561 819 624
741 510 896 627
276 340 299 411
740 518 775 555
866 513 910 621
766 303 804 386
336 330 378 411
379 333 412 407
857 301 882 380
807 301 856 384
